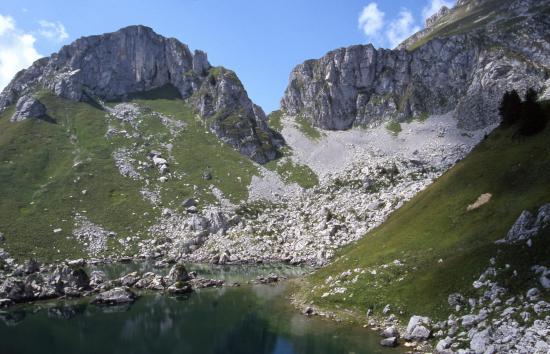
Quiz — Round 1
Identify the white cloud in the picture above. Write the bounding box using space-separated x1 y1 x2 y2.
0 14 41 90
358 3 385 38
386 9 420 48
0 14 15 36
38 20 68 42
422 0 455 22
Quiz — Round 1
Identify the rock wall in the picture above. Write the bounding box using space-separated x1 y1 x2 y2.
281 0 550 130
0 25 280 163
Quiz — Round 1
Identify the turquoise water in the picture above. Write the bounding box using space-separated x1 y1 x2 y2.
0 265 401 354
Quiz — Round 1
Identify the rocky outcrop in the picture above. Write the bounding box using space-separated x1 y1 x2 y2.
498 204 550 244
281 0 550 131
10 95 47 122
425 6 450 28
0 25 280 163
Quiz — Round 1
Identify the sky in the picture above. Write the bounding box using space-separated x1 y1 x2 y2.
0 0 454 114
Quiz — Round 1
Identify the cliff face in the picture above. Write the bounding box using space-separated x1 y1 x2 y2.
281 0 550 130
0 25 280 163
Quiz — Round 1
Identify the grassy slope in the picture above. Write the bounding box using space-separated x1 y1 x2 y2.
407 0 516 50
266 110 319 189
0 90 264 262
129 96 259 205
0 94 156 262
264 148 319 189
295 115 324 140
298 103 550 320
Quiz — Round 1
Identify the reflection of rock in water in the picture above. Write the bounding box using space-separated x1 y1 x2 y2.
47 304 86 320
94 304 132 314
0 310 26 326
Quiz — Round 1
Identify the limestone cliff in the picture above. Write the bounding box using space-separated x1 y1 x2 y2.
281 0 550 130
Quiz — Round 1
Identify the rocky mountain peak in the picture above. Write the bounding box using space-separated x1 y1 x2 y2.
0 26 281 163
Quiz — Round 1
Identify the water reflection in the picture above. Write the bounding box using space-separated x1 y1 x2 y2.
0 272 401 354
87 261 311 283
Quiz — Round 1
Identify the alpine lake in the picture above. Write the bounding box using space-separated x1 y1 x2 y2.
0 263 402 354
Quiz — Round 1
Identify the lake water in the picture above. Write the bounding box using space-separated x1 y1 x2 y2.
0 264 401 354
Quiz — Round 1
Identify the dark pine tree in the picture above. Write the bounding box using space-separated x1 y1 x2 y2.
499 90 521 127
518 88 547 136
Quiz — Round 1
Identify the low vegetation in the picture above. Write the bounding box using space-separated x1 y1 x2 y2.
295 114 324 140
264 148 319 189
385 120 402 135
267 110 284 133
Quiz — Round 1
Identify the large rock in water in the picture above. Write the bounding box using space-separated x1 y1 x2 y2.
281 0 550 130
166 263 190 284
92 287 137 305
0 25 280 163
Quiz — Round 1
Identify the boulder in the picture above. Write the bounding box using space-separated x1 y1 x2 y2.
205 208 227 234
505 210 537 242
152 156 167 166
380 337 398 347
503 204 550 243
181 198 197 208
10 95 47 122
0 277 33 302
89 271 107 288
526 287 540 300
51 265 90 291
436 337 452 352
92 287 137 305
470 329 491 354
120 272 142 287
23 259 40 274
448 293 465 307
166 263 190 284
535 204 550 226
147 275 165 290
411 325 431 340
405 315 432 340
461 314 479 327
218 250 230 265
381 326 399 338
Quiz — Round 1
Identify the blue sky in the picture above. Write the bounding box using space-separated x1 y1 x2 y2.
0 0 454 113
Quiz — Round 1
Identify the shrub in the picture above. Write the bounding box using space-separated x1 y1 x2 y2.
499 90 521 127
518 88 547 136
